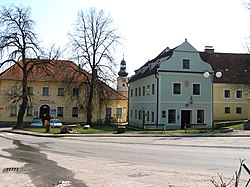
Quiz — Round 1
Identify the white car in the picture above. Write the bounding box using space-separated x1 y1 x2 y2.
49 119 63 127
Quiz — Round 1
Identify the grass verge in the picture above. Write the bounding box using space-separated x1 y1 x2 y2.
22 123 229 134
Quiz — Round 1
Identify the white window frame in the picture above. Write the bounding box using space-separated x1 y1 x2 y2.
147 85 150 95
168 109 176 124
26 106 33 116
57 87 65 96
72 107 79 117
10 85 18 95
57 106 64 117
173 82 182 95
236 107 242 114
27 86 34 95
182 58 191 69
116 108 122 118
152 84 155 95
225 107 230 114
42 86 50 96
10 105 17 116
196 109 205 123
235 89 243 99
224 89 231 99
192 83 201 96
72 87 79 97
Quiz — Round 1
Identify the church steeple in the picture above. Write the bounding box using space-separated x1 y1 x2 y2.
117 56 128 97
118 56 128 77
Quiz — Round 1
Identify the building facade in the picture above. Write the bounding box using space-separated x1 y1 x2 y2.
200 50 250 121
0 59 128 126
129 40 213 129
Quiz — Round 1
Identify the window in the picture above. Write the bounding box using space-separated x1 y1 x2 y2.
193 84 200 95
106 107 112 118
138 110 142 120
10 85 17 95
147 85 150 95
152 84 155 95
135 110 137 119
116 108 122 118
146 111 149 121
224 90 231 98
162 111 166 118
236 107 242 114
130 89 133 97
236 90 242 99
197 110 204 123
72 88 79 97
142 86 145 96
10 106 17 116
26 106 33 116
130 110 133 118
27 87 34 95
225 107 230 114
173 83 181 95
151 111 155 122
139 87 141 96
57 107 64 117
135 88 138 97
168 109 176 124
183 59 190 69
72 107 78 117
42 87 49 96
57 87 65 96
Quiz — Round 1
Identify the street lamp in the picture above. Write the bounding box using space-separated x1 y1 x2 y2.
203 70 223 129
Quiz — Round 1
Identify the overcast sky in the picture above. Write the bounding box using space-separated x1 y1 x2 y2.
1 0 250 76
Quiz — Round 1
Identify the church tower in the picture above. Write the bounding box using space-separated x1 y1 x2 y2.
117 57 128 97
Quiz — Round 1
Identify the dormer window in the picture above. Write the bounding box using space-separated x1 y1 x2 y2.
183 59 190 69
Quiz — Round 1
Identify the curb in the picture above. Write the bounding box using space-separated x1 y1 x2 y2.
1 129 250 138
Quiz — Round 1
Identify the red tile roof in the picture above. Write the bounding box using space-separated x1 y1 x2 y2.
0 59 89 82
199 52 250 84
0 59 127 100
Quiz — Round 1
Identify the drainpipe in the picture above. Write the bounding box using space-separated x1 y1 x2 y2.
155 72 159 125
127 84 130 124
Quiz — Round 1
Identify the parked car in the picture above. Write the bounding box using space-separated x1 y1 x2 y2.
49 119 63 127
30 119 43 127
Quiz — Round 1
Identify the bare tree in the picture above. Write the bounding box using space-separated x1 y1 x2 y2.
0 5 60 129
68 8 121 125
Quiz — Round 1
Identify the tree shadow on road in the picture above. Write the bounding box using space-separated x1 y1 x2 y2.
2 140 86 187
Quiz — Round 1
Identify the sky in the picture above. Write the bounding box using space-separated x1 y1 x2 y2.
1 0 250 76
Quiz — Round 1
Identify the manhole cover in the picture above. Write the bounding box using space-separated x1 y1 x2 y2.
2 167 20 172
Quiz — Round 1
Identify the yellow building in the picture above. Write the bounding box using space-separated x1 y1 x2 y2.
0 59 128 126
200 49 250 121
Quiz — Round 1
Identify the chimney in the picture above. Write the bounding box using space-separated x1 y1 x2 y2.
204 46 214 53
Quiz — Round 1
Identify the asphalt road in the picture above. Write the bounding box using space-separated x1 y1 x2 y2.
0 132 250 186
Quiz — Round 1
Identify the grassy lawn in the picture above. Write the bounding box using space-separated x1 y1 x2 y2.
23 124 137 134
22 123 231 134
227 123 243 130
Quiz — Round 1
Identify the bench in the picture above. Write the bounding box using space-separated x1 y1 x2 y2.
144 124 165 133
117 125 126 133
185 123 207 133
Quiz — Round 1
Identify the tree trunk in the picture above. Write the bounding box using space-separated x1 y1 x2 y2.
14 65 28 129
15 96 28 129
86 68 96 125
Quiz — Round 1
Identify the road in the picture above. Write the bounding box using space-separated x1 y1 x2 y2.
0 132 249 186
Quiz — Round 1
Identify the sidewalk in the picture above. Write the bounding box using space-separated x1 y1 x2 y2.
1 127 250 137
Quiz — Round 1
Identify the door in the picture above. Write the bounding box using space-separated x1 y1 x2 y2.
181 110 191 129
39 105 50 119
